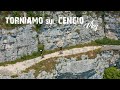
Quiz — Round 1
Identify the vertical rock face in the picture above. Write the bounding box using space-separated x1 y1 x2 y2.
39 11 120 50
104 12 120 40
0 25 38 62
39 11 105 50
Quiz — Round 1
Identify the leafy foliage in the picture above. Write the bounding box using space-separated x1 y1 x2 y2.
38 44 44 51
103 67 120 79
95 37 120 45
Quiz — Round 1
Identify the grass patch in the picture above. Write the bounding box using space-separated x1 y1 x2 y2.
95 37 120 45
0 52 41 66
23 57 59 77
63 41 99 50
43 41 99 55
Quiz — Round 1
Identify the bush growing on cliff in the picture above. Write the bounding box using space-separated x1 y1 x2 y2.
103 67 120 79
38 44 45 54
95 37 120 45
35 24 42 32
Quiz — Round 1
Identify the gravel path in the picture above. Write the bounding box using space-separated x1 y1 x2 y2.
0 46 102 76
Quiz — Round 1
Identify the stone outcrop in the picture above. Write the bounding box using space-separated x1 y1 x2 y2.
35 50 119 79
38 11 120 50
104 12 120 39
39 11 105 50
0 25 38 62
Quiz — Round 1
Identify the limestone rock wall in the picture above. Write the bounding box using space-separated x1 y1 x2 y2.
39 11 120 50
104 12 120 40
0 25 38 62
39 11 105 50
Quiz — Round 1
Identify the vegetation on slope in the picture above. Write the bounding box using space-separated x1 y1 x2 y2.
23 57 58 77
95 37 120 45
103 67 120 79
0 51 41 66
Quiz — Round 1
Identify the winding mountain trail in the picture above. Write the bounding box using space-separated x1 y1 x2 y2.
0 46 102 76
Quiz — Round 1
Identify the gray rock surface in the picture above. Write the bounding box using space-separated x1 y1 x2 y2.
33 50 119 79
0 25 38 62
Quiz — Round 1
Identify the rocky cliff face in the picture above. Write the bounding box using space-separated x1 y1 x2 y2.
104 12 120 40
0 25 38 62
39 11 120 50
39 11 105 50
0 11 120 62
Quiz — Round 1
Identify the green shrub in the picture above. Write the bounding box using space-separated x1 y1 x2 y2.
95 37 120 45
103 67 120 79
35 24 42 32
38 44 44 51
